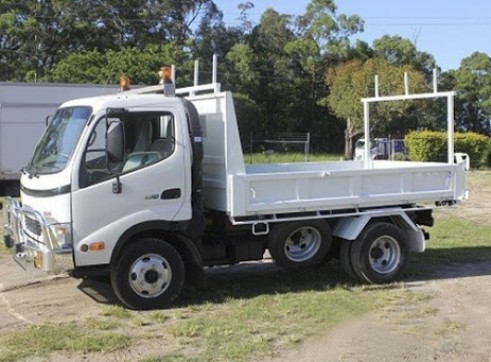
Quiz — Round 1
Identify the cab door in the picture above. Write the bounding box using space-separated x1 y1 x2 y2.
71 107 189 267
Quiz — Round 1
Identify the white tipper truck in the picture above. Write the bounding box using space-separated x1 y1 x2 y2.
3 60 468 309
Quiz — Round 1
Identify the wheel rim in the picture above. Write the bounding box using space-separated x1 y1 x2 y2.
284 226 322 262
128 253 172 298
368 235 401 274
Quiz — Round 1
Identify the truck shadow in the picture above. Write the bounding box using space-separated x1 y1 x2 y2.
76 276 117 305
406 246 491 282
76 246 491 308
76 260 350 307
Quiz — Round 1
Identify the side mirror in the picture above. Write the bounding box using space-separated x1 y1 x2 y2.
106 120 125 163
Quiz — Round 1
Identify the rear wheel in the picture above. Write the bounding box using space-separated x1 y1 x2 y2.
111 238 185 310
350 223 409 284
268 220 331 268
339 239 358 280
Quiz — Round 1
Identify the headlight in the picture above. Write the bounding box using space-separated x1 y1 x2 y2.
49 223 73 250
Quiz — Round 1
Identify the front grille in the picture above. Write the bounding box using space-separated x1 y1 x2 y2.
25 216 42 236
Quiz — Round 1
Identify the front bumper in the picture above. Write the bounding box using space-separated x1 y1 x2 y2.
3 197 73 273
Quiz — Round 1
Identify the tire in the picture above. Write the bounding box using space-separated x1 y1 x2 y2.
110 238 185 310
350 222 409 284
268 220 331 268
323 236 341 264
339 239 358 281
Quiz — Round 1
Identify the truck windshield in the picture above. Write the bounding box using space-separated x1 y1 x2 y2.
27 106 91 175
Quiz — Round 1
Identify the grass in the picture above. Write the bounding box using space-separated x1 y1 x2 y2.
245 152 343 164
0 263 405 362
100 305 132 319
158 280 391 362
465 170 491 192
174 290 375 361
0 322 129 361
436 320 466 337
411 215 491 267
0 171 490 361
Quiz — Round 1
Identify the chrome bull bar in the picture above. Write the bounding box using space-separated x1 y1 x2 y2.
3 197 72 272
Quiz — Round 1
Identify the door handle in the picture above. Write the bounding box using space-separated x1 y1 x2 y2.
161 188 181 199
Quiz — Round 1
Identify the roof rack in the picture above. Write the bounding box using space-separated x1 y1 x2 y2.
361 69 456 167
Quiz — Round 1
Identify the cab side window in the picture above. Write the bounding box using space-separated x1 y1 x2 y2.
80 111 175 188
122 112 175 172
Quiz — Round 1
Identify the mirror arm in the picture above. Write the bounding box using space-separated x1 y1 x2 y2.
112 174 122 194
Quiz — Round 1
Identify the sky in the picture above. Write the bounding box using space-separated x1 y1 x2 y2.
213 0 491 71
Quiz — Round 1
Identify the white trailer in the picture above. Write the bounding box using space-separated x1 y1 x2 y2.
0 82 117 194
3 60 468 310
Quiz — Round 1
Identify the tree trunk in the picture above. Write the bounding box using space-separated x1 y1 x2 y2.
344 117 354 160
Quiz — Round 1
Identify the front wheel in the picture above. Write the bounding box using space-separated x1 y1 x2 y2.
350 223 409 284
110 238 185 310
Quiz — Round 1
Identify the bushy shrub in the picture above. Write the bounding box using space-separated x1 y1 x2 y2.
392 152 408 161
405 131 490 168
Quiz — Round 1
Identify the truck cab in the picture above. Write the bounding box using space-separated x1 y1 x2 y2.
4 82 209 309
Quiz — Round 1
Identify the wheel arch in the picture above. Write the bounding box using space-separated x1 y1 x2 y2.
333 211 425 253
110 221 204 274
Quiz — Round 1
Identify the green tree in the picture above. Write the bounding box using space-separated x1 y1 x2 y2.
223 42 263 140
46 44 192 85
297 0 363 53
342 39 374 62
454 52 491 135
224 43 259 95
237 1 255 34
324 58 426 158
0 0 221 81
284 36 323 132
373 35 436 81
159 0 222 45
191 17 242 84
248 9 296 134
232 1 364 149
0 0 101 81
288 0 364 146
414 69 459 132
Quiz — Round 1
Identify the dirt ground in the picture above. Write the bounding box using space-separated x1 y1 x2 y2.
1 172 491 361
267 262 491 362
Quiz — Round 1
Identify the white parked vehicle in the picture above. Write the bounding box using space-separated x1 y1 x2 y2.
0 82 117 194
3 60 468 309
354 138 406 160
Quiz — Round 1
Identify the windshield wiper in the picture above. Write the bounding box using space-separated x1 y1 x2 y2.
22 166 39 179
